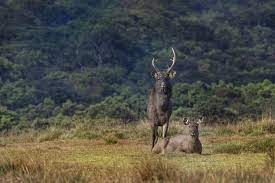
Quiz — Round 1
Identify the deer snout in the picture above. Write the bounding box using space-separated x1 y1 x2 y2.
161 82 167 93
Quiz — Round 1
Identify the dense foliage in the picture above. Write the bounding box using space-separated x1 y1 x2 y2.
1 0 275 130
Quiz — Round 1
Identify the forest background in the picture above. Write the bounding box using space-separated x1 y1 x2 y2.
1 0 275 131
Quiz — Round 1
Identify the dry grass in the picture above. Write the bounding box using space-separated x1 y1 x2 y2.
0 119 275 182
213 118 275 136
1 118 273 145
0 148 274 183
214 138 275 154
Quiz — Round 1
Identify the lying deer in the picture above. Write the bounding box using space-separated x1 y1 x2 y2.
152 117 203 154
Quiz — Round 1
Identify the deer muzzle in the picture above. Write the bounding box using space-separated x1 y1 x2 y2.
161 82 167 93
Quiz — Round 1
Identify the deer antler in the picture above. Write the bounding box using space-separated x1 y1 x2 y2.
152 58 160 72
167 47 176 73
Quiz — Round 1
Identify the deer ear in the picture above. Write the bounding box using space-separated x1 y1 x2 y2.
168 70 176 78
183 117 190 125
151 70 156 78
197 117 204 124
151 70 160 79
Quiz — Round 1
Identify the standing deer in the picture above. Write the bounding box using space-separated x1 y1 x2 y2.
147 48 176 150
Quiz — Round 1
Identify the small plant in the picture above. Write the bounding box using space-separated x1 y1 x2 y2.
103 136 118 145
262 122 275 134
114 132 126 139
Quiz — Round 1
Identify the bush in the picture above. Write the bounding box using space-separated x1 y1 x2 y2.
32 118 50 130
0 107 17 131
103 136 118 145
262 121 275 134
114 132 126 139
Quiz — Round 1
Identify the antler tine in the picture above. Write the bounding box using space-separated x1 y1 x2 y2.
167 47 176 72
152 58 160 72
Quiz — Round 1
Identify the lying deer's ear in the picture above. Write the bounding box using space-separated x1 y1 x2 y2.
183 117 190 125
168 70 176 78
197 117 204 124
151 70 157 78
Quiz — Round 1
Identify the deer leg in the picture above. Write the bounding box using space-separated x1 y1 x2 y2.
161 137 170 154
162 123 169 138
151 126 158 150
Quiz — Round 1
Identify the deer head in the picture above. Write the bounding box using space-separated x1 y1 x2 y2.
151 48 176 95
183 117 204 137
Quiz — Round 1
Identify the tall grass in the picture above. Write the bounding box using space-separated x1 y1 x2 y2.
214 138 275 154
0 154 274 183
214 118 275 136
1 118 274 145
1 118 274 182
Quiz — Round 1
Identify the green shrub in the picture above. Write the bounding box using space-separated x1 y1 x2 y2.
103 136 118 145
114 132 126 139
262 122 275 134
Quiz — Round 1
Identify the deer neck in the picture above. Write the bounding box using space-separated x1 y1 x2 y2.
155 91 170 110
190 135 199 142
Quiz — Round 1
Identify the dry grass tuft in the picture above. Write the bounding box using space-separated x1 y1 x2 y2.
133 157 181 182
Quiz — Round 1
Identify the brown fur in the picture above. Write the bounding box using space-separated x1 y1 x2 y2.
147 71 173 150
152 119 202 154
148 48 176 150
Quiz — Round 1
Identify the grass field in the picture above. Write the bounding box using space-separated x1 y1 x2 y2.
0 119 274 182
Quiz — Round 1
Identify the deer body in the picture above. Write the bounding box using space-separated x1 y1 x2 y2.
148 85 172 126
147 48 176 150
152 118 203 154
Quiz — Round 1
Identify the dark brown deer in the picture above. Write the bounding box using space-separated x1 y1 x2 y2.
147 48 176 150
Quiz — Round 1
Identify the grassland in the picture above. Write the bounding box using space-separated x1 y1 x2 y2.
0 119 274 182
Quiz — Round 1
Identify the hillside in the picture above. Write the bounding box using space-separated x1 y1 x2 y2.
1 0 275 129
